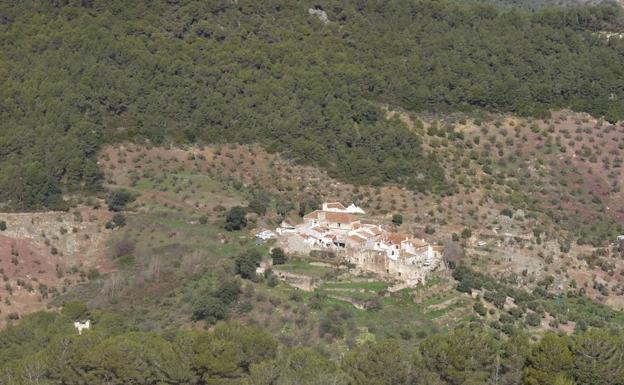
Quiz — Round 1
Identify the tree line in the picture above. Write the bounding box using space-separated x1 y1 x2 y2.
1 305 623 385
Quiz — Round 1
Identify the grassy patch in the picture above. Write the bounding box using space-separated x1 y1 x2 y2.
322 281 388 292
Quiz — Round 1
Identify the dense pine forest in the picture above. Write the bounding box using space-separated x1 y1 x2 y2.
462 0 620 10
1 305 623 385
1 0 624 209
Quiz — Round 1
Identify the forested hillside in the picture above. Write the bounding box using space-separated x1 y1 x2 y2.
462 0 620 10
1 307 623 385
1 0 624 209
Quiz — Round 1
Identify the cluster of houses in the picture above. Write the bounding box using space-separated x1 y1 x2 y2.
276 202 444 285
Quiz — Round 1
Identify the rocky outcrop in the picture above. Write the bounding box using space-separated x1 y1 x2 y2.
308 7 329 25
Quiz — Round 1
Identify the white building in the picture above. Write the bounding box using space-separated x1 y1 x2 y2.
74 320 91 335
256 230 275 240
278 202 443 284
321 202 366 214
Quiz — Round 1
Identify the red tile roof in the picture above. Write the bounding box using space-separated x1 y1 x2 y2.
325 211 358 224
303 210 358 224
384 232 410 245
410 239 429 248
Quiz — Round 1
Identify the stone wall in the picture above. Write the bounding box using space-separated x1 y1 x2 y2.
274 270 319 291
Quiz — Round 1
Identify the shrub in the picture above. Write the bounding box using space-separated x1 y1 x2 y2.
225 206 247 231
526 312 541 327
105 213 126 229
116 255 135 267
248 196 268 216
192 296 227 323
62 301 89 320
474 301 487 316
575 319 588 332
276 201 294 217
392 214 403 226
0 220 6 231
214 280 241 305
114 238 135 258
298 201 308 217
235 249 262 279
267 274 279 288
319 316 344 338
87 268 100 280
560 240 571 253
399 329 413 340
289 290 303 302
106 189 135 211
484 290 506 309
270 248 287 265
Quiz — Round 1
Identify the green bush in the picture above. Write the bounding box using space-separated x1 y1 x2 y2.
106 213 127 229
500 208 513 218
225 206 247 231
106 190 135 212
270 248 287 265
87 268 100 280
61 301 89 320
235 249 262 279
192 296 228 323
248 195 268 216
474 301 487 316
214 280 241 305
526 312 541 327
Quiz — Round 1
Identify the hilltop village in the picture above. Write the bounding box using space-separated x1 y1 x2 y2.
276 202 445 285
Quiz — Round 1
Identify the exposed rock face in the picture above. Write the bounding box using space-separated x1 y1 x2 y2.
308 7 329 24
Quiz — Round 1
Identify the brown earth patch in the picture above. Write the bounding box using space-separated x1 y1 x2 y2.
0 206 113 323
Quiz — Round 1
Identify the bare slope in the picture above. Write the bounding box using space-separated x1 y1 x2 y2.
0 207 112 323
